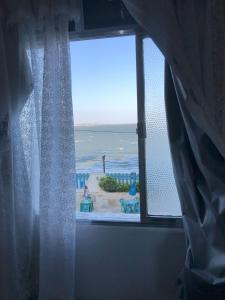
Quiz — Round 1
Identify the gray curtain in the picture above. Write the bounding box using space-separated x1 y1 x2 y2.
123 1 225 299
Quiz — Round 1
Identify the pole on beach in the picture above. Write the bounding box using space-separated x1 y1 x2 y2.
102 155 106 173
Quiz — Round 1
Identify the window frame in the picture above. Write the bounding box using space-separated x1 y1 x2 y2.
70 23 182 228
136 34 182 228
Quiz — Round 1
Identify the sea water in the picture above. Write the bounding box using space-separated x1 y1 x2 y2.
75 124 138 174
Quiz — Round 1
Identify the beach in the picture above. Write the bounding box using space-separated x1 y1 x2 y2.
76 173 140 213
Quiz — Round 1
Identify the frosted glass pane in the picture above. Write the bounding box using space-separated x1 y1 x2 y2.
143 38 181 216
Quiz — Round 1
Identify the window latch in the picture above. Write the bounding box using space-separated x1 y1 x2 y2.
136 122 146 138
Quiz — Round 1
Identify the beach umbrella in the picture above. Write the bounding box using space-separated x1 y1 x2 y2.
129 172 136 196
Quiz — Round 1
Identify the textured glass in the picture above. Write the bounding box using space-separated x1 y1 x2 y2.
143 38 181 216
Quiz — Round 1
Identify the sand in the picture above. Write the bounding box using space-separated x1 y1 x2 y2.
76 173 140 213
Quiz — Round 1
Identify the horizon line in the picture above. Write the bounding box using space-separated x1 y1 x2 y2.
74 122 137 126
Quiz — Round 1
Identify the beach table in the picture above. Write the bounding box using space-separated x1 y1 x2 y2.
119 198 140 214
80 196 93 212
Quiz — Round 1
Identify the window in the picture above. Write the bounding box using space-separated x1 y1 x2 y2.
70 32 181 224
71 36 140 221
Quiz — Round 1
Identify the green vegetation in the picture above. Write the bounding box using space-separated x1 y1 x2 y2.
99 176 140 193
99 176 118 192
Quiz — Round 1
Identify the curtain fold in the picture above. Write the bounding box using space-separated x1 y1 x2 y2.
165 63 225 300
123 1 225 299
0 1 78 299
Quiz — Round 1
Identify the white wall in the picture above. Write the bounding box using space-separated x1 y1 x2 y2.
75 223 185 300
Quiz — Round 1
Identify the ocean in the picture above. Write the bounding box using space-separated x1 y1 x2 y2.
75 123 181 216
75 124 138 174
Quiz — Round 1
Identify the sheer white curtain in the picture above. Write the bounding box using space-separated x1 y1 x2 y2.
0 1 78 299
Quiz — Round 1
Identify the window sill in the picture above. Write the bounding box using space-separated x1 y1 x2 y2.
76 212 140 223
75 212 183 228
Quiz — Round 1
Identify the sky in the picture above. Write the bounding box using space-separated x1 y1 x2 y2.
70 35 164 125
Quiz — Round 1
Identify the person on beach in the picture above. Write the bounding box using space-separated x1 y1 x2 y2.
83 185 90 198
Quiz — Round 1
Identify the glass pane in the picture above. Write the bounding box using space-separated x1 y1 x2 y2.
143 38 181 216
70 36 140 221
